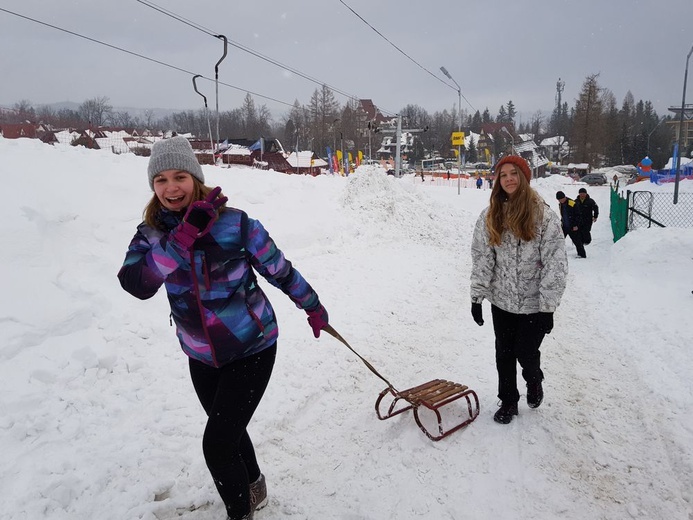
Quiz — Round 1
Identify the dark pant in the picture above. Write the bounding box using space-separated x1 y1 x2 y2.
580 224 593 245
491 305 546 404
189 344 277 519
564 228 586 257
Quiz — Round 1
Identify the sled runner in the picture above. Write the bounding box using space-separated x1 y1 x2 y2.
324 325 479 441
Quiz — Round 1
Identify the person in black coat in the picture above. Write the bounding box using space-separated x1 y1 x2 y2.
575 187 599 245
556 191 586 258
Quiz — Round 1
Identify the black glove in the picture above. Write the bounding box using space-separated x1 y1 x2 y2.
471 303 484 326
537 312 554 334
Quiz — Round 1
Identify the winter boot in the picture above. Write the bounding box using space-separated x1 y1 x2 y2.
527 381 544 409
493 401 518 424
228 512 253 520
249 474 268 511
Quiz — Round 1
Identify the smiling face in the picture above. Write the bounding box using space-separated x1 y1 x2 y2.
152 169 195 211
498 163 521 196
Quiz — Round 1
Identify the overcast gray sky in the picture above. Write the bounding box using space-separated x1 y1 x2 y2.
1 0 692 123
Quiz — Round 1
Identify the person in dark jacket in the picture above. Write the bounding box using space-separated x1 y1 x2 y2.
556 191 586 258
118 136 329 520
471 156 568 424
575 187 599 245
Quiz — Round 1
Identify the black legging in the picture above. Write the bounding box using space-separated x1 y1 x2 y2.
491 305 545 404
189 344 277 519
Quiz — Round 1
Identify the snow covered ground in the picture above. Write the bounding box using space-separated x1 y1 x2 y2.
1 136 692 519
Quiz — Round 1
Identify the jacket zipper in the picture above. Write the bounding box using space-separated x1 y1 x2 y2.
190 251 219 367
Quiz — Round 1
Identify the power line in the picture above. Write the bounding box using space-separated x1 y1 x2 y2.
0 6 294 108
337 0 476 112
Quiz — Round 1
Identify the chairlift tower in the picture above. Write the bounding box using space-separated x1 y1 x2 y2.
372 116 429 176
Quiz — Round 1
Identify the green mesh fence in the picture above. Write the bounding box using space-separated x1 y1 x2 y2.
610 185 629 242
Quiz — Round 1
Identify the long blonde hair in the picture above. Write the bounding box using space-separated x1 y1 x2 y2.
143 177 226 230
486 164 544 246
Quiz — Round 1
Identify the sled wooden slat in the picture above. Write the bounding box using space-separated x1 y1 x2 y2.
375 378 480 441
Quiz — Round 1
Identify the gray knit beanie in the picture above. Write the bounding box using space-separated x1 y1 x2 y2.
147 136 205 189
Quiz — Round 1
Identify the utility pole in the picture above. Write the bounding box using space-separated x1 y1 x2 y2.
674 43 693 204
395 115 402 176
556 78 565 164
440 66 463 194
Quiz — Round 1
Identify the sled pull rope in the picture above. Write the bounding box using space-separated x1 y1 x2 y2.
324 325 398 393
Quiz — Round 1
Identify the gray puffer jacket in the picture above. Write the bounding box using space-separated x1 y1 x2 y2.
470 202 568 314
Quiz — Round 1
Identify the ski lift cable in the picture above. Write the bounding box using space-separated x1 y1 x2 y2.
337 0 476 112
0 7 295 108
135 0 361 101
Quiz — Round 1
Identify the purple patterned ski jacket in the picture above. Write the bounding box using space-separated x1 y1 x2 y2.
118 207 320 367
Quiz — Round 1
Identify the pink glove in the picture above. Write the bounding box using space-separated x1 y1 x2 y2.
171 187 227 249
306 304 329 338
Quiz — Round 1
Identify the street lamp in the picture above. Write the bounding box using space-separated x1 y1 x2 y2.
674 43 693 204
501 126 515 155
440 66 463 194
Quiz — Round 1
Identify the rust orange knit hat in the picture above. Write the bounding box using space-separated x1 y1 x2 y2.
495 155 531 183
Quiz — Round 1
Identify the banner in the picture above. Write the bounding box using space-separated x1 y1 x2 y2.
326 146 334 174
336 150 344 174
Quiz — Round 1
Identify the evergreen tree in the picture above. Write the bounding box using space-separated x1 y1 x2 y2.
602 92 622 166
572 74 605 165
467 135 478 163
496 105 507 123
471 110 482 132
506 101 517 124
482 108 492 124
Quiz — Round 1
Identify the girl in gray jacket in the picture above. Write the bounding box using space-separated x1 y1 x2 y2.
470 156 568 424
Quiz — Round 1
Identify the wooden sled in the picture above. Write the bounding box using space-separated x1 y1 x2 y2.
375 379 480 441
324 326 479 441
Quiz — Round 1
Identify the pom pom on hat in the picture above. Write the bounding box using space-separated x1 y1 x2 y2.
147 136 205 190
495 155 531 183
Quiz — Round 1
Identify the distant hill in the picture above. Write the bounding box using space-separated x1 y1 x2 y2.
0 100 189 120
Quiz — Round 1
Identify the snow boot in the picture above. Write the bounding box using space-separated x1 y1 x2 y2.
493 401 518 424
527 381 544 409
250 474 267 511
228 512 253 520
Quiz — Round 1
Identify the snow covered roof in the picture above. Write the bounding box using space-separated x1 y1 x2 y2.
54 130 81 145
286 151 328 168
221 144 251 156
95 137 130 154
540 136 568 147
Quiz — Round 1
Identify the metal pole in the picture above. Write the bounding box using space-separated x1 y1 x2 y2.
502 126 514 155
440 66 463 194
340 131 345 175
395 114 402 176
214 36 228 152
192 75 214 157
368 124 373 161
674 43 693 204
296 129 299 175
457 89 462 194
